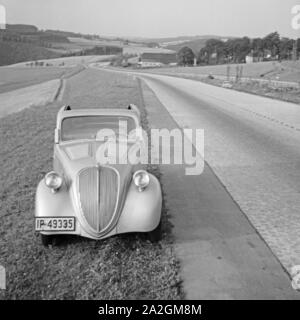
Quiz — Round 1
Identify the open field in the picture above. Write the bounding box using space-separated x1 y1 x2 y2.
278 61 300 82
199 77 300 105
68 37 176 55
0 41 60 67
49 37 124 54
151 60 300 82
137 60 300 105
123 46 175 55
68 37 124 48
0 68 182 299
0 32 120 66
47 37 174 56
164 37 217 53
8 55 115 68
0 67 70 94
0 79 61 118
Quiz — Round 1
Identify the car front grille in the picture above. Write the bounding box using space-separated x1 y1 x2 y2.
78 166 118 232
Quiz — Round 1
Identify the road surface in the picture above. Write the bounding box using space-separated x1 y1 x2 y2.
134 72 300 299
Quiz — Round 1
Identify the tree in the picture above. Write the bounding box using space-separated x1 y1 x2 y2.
147 42 159 48
197 47 209 65
251 38 264 60
196 31 298 66
205 39 226 64
279 37 294 60
177 46 195 66
237 37 251 62
262 32 280 58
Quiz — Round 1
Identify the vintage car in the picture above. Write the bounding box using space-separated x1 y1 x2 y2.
35 105 162 246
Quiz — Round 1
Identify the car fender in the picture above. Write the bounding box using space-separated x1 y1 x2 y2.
35 180 76 218
117 173 162 234
35 180 84 235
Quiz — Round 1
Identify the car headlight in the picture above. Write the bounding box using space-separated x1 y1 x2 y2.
133 170 150 192
44 171 63 192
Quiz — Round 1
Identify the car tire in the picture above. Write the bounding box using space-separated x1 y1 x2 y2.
148 221 162 243
41 234 54 247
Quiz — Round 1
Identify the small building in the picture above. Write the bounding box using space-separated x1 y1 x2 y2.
138 52 177 68
245 51 262 63
138 60 164 68
245 55 254 63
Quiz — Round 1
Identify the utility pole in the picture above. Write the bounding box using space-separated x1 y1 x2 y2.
226 64 230 81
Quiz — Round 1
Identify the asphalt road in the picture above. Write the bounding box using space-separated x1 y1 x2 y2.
135 72 300 299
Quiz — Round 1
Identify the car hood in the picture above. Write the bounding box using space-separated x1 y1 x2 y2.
56 141 138 170
56 141 137 179
55 141 135 234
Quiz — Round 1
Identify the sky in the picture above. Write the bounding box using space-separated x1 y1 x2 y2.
1 0 300 39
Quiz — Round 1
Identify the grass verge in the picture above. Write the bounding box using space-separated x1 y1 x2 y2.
0 68 182 299
199 77 300 105
137 66 300 105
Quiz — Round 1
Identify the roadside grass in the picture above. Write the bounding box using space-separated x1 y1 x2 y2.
147 60 300 81
0 68 182 299
199 77 300 105
0 79 61 118
137 61 300 105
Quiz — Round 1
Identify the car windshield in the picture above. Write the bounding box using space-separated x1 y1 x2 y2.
61 116 137 141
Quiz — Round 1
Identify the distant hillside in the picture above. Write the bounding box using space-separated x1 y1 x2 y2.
0 24 121 66
0 41 60 66
165 39 208 53
5 25 100 40
2 26 70 44
130 35 218 43
62 45 122 57
165 36 231 53
45 29 101 40
0 23 234 65
6 24 38 33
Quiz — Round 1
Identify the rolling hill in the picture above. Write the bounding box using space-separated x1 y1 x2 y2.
0 41 60 66
165 38 208 53
164 36 231 53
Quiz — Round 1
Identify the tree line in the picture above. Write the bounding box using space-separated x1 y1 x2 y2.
177 32 300 66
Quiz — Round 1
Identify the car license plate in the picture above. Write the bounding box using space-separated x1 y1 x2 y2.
35 217 75 231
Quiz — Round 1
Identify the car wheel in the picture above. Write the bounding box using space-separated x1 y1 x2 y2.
41 234 55 247
148 221 162 243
